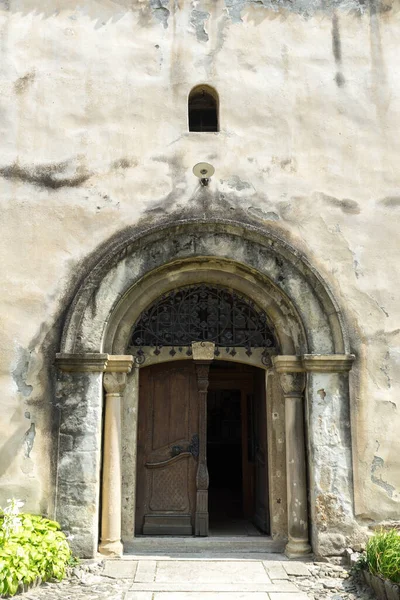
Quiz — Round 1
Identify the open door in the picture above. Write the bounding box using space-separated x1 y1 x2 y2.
135 362 199 535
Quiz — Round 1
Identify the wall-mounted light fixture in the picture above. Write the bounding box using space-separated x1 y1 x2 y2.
193 162 215 186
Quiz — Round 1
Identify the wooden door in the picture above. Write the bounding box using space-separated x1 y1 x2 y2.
135 362 199 535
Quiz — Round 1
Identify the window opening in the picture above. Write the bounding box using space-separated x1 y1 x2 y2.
189 86 219 132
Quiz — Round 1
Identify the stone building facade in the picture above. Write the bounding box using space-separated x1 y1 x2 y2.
0 0 399 559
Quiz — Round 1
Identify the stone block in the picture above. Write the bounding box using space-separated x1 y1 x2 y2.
57 480 98 505
269 594 310 600
58 451 100 485
282 562 311 577
134 561 157 583
385 580 400 600
314 533 346 557
59 503 98 532
58 433 73 453
264 565 290 580
67 529 98 559
154 560 271 584
103 560 138 579
370 573 389 599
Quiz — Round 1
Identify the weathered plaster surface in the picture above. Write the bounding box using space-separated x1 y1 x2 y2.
0 0 399 547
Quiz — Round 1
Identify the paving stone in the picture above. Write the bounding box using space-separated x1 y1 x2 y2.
134 561 157 582
263 565 290 580
153 594 270 599
18 556 379 600
154 560 271 584
128 582 298 593
269 593 310 600
282 562 311 577
103 561 138 579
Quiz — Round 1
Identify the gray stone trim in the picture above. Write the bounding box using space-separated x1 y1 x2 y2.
274 354 355 374
273 355 304 373
56 353 108 372
303 354 355 372
55 353 133 373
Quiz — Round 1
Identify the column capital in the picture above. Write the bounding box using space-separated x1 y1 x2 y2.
55 353 108 372
278 372 305 397
273 355 304 373
303 354 355 372
105 355 134 373
103 372 128 395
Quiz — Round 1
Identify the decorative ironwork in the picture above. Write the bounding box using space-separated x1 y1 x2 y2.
130 285 277 361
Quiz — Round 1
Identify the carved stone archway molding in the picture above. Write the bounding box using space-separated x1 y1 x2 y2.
55 220 355 559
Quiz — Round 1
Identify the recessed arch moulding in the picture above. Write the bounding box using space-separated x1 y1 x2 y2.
56 220 357 558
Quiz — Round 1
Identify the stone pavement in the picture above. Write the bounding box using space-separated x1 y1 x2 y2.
22 555 376 600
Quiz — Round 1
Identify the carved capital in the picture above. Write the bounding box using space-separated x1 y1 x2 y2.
278 371 306 397
195 364 210 392
105 355 134 373
303 354 355 373
196 462 209 490
56 353 108 372
103 372 127 395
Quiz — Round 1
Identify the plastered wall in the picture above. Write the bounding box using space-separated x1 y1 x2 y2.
0 0 399 535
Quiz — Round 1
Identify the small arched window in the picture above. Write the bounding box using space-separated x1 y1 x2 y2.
188 86 219 132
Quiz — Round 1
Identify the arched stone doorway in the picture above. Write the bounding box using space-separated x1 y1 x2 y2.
55 220 355 559
131 283 278 540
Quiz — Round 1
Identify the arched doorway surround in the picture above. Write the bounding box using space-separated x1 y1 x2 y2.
55 220 355 559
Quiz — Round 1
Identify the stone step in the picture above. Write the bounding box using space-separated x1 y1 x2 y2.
124 536 286 555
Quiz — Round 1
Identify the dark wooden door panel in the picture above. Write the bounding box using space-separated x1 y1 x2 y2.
136 362 199 535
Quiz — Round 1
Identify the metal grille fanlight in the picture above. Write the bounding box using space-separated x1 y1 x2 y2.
129 284 277 364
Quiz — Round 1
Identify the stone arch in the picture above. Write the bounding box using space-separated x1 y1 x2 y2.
60 219 348 356
56 219 355 560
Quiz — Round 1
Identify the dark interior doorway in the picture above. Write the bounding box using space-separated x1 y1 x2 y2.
207 362 269 536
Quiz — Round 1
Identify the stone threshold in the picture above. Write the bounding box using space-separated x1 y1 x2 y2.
124 536 286 555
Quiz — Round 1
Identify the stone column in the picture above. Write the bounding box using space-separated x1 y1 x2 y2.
55 353 108 558
99 355 133 557
274 356 311 558
303 354 355 557
121 365 139 546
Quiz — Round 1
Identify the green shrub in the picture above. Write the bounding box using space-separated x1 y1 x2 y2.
365 528 400 584
0 501 72 597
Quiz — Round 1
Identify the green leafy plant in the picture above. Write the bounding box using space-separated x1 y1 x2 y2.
0 500 72 597
365 528 400 584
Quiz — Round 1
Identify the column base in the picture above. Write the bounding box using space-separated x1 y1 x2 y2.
99 539 123 557
285 536 312 558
